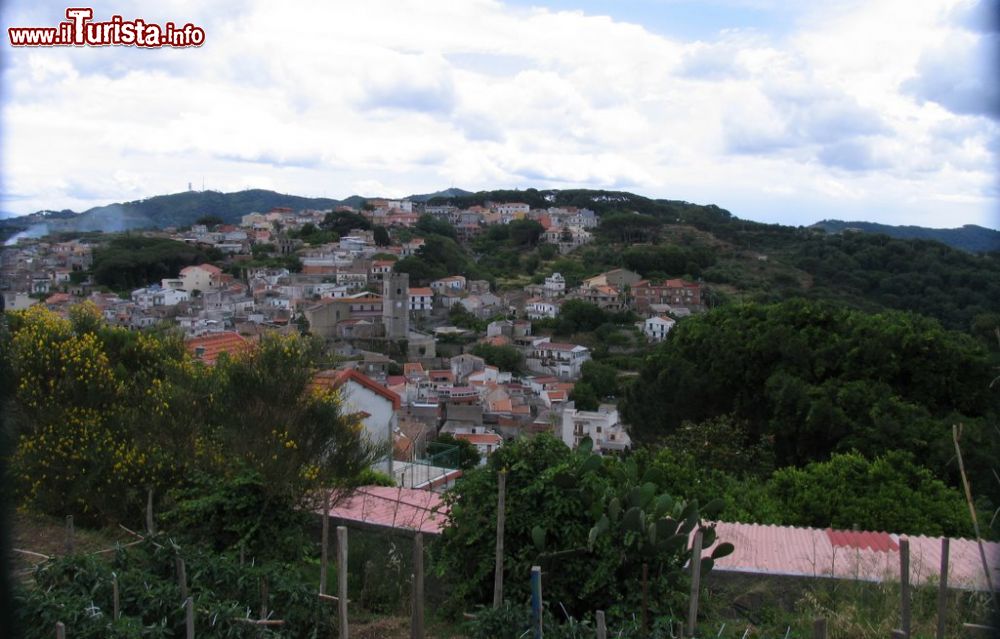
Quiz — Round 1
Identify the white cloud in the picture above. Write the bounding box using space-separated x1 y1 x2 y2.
1 0 997 228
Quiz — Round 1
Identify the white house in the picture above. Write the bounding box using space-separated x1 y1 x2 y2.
525 298 559 320
643 315 676 342
526 338 591 380
543 273 566 297
430 275 467 294
408 287 434 313
132 285 190 309
454 432 503 463
312 369 400 474
560 403 632 454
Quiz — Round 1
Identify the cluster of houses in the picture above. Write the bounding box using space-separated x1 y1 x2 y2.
178 313 632 491
0 239 93 311
1 199 709 493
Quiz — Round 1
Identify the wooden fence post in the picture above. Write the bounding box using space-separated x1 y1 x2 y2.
530 565 543 639
493 470 507 609
936 537 949 639
260 576 269 620
595 610 607 639
64 515 74 555
687 530 704 638
185 596 195 639
812 617 827 639
176 556 188 601
338 526 349 639
320 492 330 595
900 537 911 639
113 575 120 620
411 532 425 639
146 488 155 535
55 622 66 639
641 563 649 635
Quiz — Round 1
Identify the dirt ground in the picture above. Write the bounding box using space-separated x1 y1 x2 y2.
8 510 134 581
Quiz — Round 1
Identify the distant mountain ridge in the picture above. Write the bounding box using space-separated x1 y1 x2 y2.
810 220 1000 253
3 188 997 254
0 190 343 240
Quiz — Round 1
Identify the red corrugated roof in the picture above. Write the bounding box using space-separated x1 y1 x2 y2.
826 529 898 552
705 522 999 591
319 486 447 535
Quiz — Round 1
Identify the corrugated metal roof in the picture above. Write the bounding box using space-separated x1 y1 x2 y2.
319 486 447 535
705 522 999 591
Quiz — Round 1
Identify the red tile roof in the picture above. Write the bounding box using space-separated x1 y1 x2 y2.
45 293 72 305
185 332 252 365
312 368 401 410
182 263 222 275
455 432 503 446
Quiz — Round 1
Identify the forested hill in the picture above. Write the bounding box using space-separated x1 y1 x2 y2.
6 187 999 334
0 189 341 240
810 220 1000 253
399 188 1000 335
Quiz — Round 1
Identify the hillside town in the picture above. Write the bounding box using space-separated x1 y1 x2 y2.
0 198 705 488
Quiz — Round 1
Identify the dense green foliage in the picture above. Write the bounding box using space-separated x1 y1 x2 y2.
415 214 458 240
91 236 221 291
471 220 549 278
621 243 716 278
470 342 524 373
394 235 483 284
429 433 481 470
321 210 371 235
570 361 622 410
161 468 315 562
786 233 1000 332
767 451 972 536
435 434 730 620
621 299 1000 510
4 304 382 527
13 536 333 638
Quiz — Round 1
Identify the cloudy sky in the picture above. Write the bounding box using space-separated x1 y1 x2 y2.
2 0 998 228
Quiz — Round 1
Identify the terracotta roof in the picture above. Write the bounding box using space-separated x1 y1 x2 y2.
312 368 401 410
454 433 503 446
705 522 1000 591
185 332 252 365
45 293 72 305
408 287 433 296
488 399 513 413
181 263 222 275
319 486 447 535
403 362 425 375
